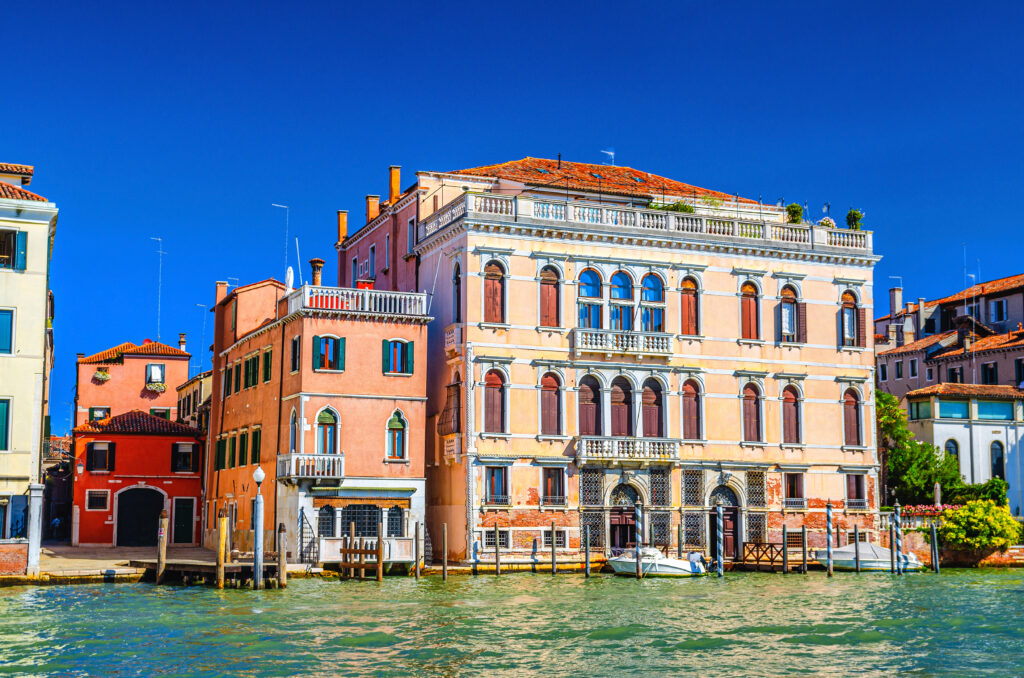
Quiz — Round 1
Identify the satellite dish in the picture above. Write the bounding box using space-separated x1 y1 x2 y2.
285 266 294 291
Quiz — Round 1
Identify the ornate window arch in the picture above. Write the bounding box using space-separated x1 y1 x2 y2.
843 388 862 446
483 260 506 324
991 440 1005 480
539 265 560 328
483 369 506 433
740 281 760 340
386 410 408 460
577 269 602 329
316 408 339 455
578 375 602 436
641 273 665 332
742 383 763 443
782 385 801 444
681 378 702 440
539 372 562 436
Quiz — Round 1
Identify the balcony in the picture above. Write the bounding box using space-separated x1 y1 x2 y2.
572 328 673 358
286 285 428 318
418 192 874 255
846 498 868 510
541 495 567 507
783 498 807 509
277 453 344 481
576 436 680 465
443 323 463 357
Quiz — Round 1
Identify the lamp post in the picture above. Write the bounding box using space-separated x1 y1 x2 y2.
253 466 266 589
715 496 724 578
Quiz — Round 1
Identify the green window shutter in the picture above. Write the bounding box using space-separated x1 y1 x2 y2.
239 433 248 466
405 341 414 374
382 340 390 373
338 338 346 371
263 351 271 382
312 335 321 370
252 429 261 464
108 443 116 472
0 309 12 354
191 443 200 472
0 399 7 451
88 407 97 422
254 356 260 384
14 231 27 271
216 440 226 470
234 364 240 393
85 442 95 470
229 437 236 467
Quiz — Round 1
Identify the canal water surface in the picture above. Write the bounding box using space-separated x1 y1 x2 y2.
2 570 1023 676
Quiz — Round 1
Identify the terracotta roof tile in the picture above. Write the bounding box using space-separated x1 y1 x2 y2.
446 157 762 205
876 272 1024 322
877 330 956 356
78 340 188 364
78 342 139 364
74 410 203 435
906 383 1024 399
0 182 46 201
0 163 34 177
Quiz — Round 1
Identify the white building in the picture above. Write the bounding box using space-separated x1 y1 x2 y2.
0 163 58 574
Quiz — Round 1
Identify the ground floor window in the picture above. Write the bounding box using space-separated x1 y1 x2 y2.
340 504 381 537
387 506 404 537
543 529 566 548
85 490 109 511
483 529 510 549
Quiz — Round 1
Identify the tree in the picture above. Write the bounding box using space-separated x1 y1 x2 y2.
846 208 863 230
786 203 803 224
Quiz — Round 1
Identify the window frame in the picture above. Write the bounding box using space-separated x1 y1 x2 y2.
482 260 507 325
172 442 198 473
739 281 760 341
85 489 110 512
146 363 166 384
385 410 408 461
484 466 509 505
0 308 13 355
577 269 603 330
679 276 700 336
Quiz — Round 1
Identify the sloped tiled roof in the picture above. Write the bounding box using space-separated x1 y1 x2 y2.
0 182 46 201
929 328 1024 360
876 272 1024 322
877 330 956 357
445 157 761 205
78 340 188 364
0 163 34 177
906 384 1024 400
73 410 203 436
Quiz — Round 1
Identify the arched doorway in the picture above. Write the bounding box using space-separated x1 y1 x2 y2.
708 485 740 561
608 484 639 550
116 487 164 547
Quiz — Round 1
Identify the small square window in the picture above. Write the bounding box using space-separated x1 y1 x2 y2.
146 363 165 384
89 407 111 422
86 490 109 511
0 309 12 355
543 529 566 548
483 529 510 549
173 442 196 472
150 408 170 420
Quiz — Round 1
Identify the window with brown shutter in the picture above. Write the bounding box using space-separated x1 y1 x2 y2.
484 262 505 324
796 302 808 343
782 386 800 444
680 277 699 335
779 285 797 342
856 307 867 348
484 370 505 433
682 379 701 440
742 383 761 442
610 377 632 437
437 376 462 436
540 373 560 435
741 282 759 340
641 379 662 438
843 389 861 446
539 266 559 327
841 291 858 347
578 376 601 436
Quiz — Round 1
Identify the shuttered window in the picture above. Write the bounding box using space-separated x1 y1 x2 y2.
312 336 345 371
251 429 261 464
484 370 505 433
740 282 759 340
843 389 861 446
86 442 115 472
680 277 699 335
540 373 560 435
484 262 505 324
0 310 12 355
682 380 700 440
539 266 559 327
452 264 462 323
780 286 797 342
784 472 804 499
262 350 272 382
610 378 632 437
641 380 662 438
382 340 414 374
742 383 761 442
841 291 862 347
782 386 800 444
578 377 601 436
437 378 462 436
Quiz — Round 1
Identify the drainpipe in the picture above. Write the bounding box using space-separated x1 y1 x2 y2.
465 342 476 561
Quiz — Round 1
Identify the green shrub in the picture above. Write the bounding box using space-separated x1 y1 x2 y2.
946 478 1009 505
786 203 803 224
846 208 863 230
650 201 695 213
937 500 1023 552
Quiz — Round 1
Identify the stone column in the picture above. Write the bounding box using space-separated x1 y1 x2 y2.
27 483 43 576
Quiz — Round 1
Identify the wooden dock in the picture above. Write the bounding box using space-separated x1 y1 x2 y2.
737 543 807 572
129 559 281 587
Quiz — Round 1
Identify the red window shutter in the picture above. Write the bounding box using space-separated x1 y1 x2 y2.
846 474 857 501
485 371 504 433
642 385 661 438
682 381 699 439
856 307 867 347
844 391 860 445
611 381 631 437
540 374 559 435
540 269 558 327
741 290 758 340
796 302 807 343
484 264 504 324
681 288 697 335
782 388 799 444
578 379 599 436
743 385 760 442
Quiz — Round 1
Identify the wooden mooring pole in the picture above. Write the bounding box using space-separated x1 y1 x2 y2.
216 509 227 589
677 522 683 559
931 522 941 573
854 524 861 574
550 520 556 575
350 522 357 579
277 523 288 589
494 525 501 576
442 523 448 581
889 522 896 574
376 521 384 583
584 525 590 578
156 509 169 584
782 525 788 574
800 525 808 575
414 522 421 580
358 537 365 581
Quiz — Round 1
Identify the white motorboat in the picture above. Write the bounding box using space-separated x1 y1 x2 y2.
607 547 708 577
813 542 924 572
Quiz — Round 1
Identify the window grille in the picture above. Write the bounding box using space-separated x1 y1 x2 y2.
580 467 604 506
786 531 803 549
483 529 510 549
317 506 335 538
650 468 670 506
650 512 671 545
746 513 767 544
339 504 381 537
580 511 605 547
747 470 766 507
387 506 404 537
847 530 869 544
543 529 566 548
684 513 705 546
683 470 704 506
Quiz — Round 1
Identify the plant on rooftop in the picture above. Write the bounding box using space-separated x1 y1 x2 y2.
818 216 836 228
785 203 803 224
846 208 864 230
936 500 1023 552
145 382 167 393
650 201 695 213
699 194 723 208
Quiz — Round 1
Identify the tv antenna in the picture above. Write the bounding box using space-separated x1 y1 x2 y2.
272 204 290 276
150 237 166 340
195 303 208 375
600 148 615 166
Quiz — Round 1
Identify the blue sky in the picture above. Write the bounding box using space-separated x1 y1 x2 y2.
5 1 1023 434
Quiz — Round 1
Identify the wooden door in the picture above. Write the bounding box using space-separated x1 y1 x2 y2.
172 497 194 544
116 488 163 547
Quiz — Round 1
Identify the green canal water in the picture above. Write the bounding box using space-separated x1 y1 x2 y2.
2 570 1023 677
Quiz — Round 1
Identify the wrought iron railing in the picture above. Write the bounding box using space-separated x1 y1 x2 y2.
783 498 807 509
541 494 567 506
846 498 868 510
485 494 510 506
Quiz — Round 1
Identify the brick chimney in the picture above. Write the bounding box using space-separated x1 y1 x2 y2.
389 166 401 204
917 297 926 335
215 281 228 304
366 195 380 223
336 210 348 244
178 333 186 352
310 258 325 286
889 286 903 321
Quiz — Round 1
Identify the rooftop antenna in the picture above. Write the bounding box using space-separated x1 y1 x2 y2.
823 201 831 218
272 204 290 277
226 277 239 289
557 153 562 170
966 272 977 384
149 237 165 341
600 148 615 166
294 237 305 286
194 303 208 375
889 275 903 289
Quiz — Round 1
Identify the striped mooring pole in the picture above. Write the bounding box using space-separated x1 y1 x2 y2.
825 500 834 577
635 501 643 579
716 501 724 578
894 500 903 576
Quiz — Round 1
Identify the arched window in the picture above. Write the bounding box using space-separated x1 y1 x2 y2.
610 272 633 331
540 373 561 436
387 506 404 537
318 505 335 538
843 389 862 446
944 439 959 463
641 274 665 333
841 291 863 347
742 383 762 442
483 261 505 324
680 277 699 336
991 441 1005 480
782 385 801 444
317 409 338 455
386 412 406 460
578 376 602 436
484 370 505 433
642 379 663 438
780 285 798 343
611 377 633 437
452 263 462 323
682 379 701 440
577 269 602 329
289 410 298 453
539 266 560 327
741 282 759 340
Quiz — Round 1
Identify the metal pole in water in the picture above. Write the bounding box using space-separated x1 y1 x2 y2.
377 521 384 583
894 500 903 576
677 520 683 560
825 500 833 578
782 525 788 574
414 522 421 581
716 502 724 578
253 485 264 590
801 525 807 575
635 502 643 579
494 525 501 576
350 521 357 579
216 509 227 589
584 525 591 578
931 522 940 573
854 524 861 574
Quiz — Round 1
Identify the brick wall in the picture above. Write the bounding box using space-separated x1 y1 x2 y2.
0 541 28 575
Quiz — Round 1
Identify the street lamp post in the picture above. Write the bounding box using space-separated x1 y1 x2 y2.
253 466 266 590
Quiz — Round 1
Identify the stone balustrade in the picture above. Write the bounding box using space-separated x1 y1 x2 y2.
287 285 428 317
276 453 344 481
576 436 681 464
572 328 673 357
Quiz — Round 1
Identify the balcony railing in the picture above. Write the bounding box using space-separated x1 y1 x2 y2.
485 494 510 506
418 193 873 254
287 285 428 317
783 498 807 509
572 328 673 357
541 495 567 507
846 498 868 510
576 436 680 464
444 323 463 356
277 453 344 481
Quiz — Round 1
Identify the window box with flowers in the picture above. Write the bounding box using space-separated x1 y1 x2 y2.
818 216 836 228
93 369 111 383
145 382 167 393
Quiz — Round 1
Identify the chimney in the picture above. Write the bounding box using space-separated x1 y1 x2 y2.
957 318 972 350
336 210 348 244
889 287 903 320
366 195 380 223
888 324 898 344
76 352 84 361
389 166 401 204
917 297 926 336
178 333 187 352
310 258 325 286
215 281 228 304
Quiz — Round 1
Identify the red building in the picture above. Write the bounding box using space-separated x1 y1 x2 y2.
71 411 204 547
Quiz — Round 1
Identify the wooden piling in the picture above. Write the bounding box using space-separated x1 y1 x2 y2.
889 523 896 573
216 509 227 589
550 521 557 575
782 525 788 574
442 523 448 581
414 522 421 580
277 523 288 589
854 524 861 574
677 522 683 559
494 525 501 576
358 537 366 580
350 522 357 579
635 545 642 579
800 525 808 575
931 522 940 573
156 509 169 584
584 525 590 578
376 521 384 583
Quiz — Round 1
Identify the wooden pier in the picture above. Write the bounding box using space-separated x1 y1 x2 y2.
737 542 807 572
129 558 282 588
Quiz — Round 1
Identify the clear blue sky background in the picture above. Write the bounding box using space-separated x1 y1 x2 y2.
5 1 1023 434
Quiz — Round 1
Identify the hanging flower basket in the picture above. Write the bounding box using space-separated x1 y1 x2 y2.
145 382 167 393
93 370 111 382
818 216 836 228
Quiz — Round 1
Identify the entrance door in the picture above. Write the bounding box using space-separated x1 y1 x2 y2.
609 508 636 550
116 488 164 546
708 508 740 560
172 497 194 544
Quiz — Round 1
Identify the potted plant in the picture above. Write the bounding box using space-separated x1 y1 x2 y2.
785 203 803 224
846 208 864 230
145 382 167 393
818 216 836 228
93 369 111 382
